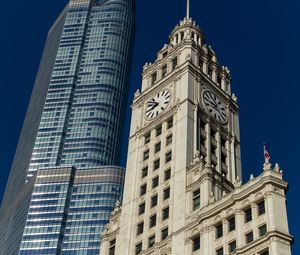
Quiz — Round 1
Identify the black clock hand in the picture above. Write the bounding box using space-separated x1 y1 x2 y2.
150 103 159 110
147 102 159 112
205 97 218 108
148 101 157 106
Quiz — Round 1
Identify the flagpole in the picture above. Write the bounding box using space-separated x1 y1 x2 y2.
263 143 271 163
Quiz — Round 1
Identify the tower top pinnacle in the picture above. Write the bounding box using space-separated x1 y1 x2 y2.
186 0 190 19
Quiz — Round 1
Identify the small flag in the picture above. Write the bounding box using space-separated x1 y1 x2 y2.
263 144 271 162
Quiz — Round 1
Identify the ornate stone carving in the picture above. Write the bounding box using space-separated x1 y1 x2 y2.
134 89 141 98
234 176 242 188
160 245 171 255
263 160 272 171
111 200 122 218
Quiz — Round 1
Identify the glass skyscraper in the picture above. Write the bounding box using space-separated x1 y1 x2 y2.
0 0 135 254
19 166 125 255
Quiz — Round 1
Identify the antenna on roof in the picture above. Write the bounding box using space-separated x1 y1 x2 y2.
186 0 190 19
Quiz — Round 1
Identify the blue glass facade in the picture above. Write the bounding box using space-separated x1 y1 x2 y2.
0 0 135 254
28 0 135 178
19 167 124 255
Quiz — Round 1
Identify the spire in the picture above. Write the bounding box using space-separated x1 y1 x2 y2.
186 0 190 19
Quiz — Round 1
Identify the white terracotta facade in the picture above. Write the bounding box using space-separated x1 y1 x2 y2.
99 13 292 255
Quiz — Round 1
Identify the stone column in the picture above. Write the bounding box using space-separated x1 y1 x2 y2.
226 139 232 182
200 167 213 207
208 226 215 254
206 122 211 166
212 61 218 83
220 68 227 92
194 53 199 67
269 237 292 255
235 209 244 248
202 52 209 75
185 239 193 254
99 236 109 255
193 105 198 155
251 203 258 239
216 131 221 174
230 137 237 182
222 219 229 254
265 192 275 231
193 33 197 43
201 227 209 254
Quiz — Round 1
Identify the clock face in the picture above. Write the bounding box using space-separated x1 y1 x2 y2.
145 90 171 120
203 90 228 124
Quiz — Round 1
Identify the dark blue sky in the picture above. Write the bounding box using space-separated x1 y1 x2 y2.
0 0 298 253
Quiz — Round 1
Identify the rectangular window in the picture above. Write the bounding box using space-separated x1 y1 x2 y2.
216 223 223 239
151 72 157 85
163 187 170 200
143 150 149 161
164 168 171 181
245 231 254 244
221 137 226 147
208 67 213 77
153 159 160 170
165 151 172 163
145 132 151 144
228 216 235 232
135 243 142 255
109 239 116 255
221 153 226 164
193 189 201 210
257 201 266 216
162 207 169 220
216 247 224 255
167 117 173 129
200 120 206 130
211 129 216 139
149 214 157 228
148 235 155 248
259 224 267 236
137 222 144 235
180 32 184 40
228 240 236 253
166 134 173 146
138 202 145 215
140 184 147 196
261 251 269 255
154 142 161 153
151 195 158 208
245 208 252 223
142 166 148 178
156 126 162 136
172 57 178 70
199 58 203 69
161 227 168 240
152 176 159 188
162 65 167 78
192 235 200 251
217 76 222 86
211 145 217 157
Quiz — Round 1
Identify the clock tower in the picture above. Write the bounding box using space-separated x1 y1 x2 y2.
100 2 292 255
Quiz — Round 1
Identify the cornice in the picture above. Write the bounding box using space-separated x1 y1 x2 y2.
234 231 293 254
190 172 287 224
